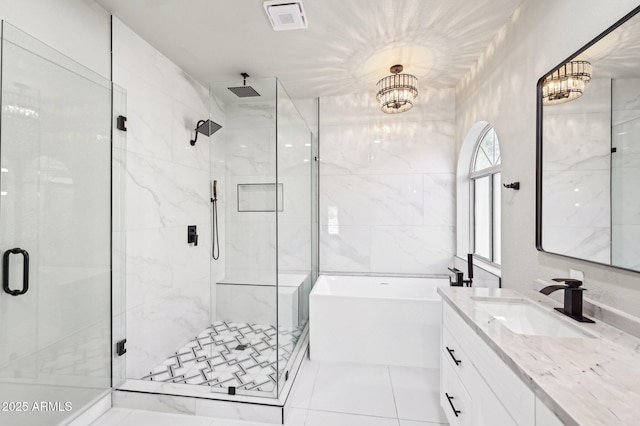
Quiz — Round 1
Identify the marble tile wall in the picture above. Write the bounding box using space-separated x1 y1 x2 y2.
221 96 313 287
319 91 456 275
209 95 226 323
222 100 278 286
455 0 640 318
541 78 611 264
215 91 314 326
112 18 219 379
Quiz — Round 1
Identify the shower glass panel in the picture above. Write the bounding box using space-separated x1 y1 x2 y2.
209 78 279 397
275 80 312 395
202 77 315 399
0 22 115 425
112 85 128 389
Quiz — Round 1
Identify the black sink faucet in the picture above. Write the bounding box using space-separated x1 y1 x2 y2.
539 278 594 323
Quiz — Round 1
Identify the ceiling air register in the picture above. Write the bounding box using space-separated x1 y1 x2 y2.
263 1 308 31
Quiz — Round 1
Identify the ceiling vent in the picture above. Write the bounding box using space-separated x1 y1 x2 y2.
263 1 308 31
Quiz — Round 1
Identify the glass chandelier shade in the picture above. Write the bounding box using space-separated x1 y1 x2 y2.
542 60 592 105
376 64 419 114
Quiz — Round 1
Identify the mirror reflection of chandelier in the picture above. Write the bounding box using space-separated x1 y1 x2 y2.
542 60 592 105
376 64 419 114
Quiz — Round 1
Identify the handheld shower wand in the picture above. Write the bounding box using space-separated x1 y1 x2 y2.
211 180 220 260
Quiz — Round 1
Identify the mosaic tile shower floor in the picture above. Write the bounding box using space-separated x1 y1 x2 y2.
141 321 304 393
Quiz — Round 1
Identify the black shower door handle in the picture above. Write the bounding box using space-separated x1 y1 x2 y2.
2 248 29 296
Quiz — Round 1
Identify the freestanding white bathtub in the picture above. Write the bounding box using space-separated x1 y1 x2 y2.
310 274 448 368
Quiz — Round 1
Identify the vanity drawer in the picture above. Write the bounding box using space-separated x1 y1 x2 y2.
441 356 472 426
443 302 535 426
442 325 474 387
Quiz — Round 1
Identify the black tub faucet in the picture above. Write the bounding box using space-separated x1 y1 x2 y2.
448 267 465 287
448 254 474 287
540 278 594 323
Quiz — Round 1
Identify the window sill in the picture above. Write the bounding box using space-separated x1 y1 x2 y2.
456 255 501 278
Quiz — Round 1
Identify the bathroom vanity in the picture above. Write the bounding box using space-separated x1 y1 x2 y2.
439 287 640 426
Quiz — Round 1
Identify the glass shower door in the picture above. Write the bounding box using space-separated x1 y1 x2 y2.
0 22 113 425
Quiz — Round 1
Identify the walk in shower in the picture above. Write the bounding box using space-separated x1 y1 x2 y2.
0 22 126 426
0 20 317 425
118 76 318 403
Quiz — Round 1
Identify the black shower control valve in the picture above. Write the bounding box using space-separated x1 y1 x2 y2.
187 225 198 246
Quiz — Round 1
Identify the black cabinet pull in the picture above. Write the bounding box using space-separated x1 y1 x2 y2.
445 392 461 417
446 346 462 365
3 248 30 296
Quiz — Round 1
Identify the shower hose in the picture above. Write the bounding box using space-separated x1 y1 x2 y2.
211 197 220 260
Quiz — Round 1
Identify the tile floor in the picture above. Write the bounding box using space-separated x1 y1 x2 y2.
140 322 303 394
92 356 448 426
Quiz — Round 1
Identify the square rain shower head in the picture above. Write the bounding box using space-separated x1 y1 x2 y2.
196 119 222 136
227 85 261 97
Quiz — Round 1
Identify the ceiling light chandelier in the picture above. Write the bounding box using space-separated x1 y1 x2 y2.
542 60 592 105
376 64 418 114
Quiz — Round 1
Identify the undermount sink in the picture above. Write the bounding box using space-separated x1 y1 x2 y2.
472 297 595 339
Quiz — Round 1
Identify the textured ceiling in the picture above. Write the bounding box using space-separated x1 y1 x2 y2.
96 0 524 99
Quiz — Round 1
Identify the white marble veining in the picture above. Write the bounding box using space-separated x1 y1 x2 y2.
225 127 275 176
542 112 611 172
113 18 216 379
319 91 455 275
278 220 312 271
225 101 277 130
439 286 640 426
542 170 610 228
539 70 614 268
370 175 424 226
541 226 610 264
612 224 640 270
125 227 173 309
423 173 455 226
216 284 277 325
370 226 454 274
219 90 312 288
370 121 456 174
612 78 640 126
319 125 371 176
320 175 376 225
319 225 371 273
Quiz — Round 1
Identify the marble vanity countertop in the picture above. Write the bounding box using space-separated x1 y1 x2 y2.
438 287 640 426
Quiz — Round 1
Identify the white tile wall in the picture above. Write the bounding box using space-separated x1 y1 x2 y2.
319 91 456 275
112 18 217 379
455 0 640 318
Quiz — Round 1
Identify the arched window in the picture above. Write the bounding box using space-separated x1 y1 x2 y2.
470 126 501 265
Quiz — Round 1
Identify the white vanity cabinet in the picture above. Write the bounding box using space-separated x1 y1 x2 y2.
441 302 536 426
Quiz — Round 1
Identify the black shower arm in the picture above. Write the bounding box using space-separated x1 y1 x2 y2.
190 120 207 146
